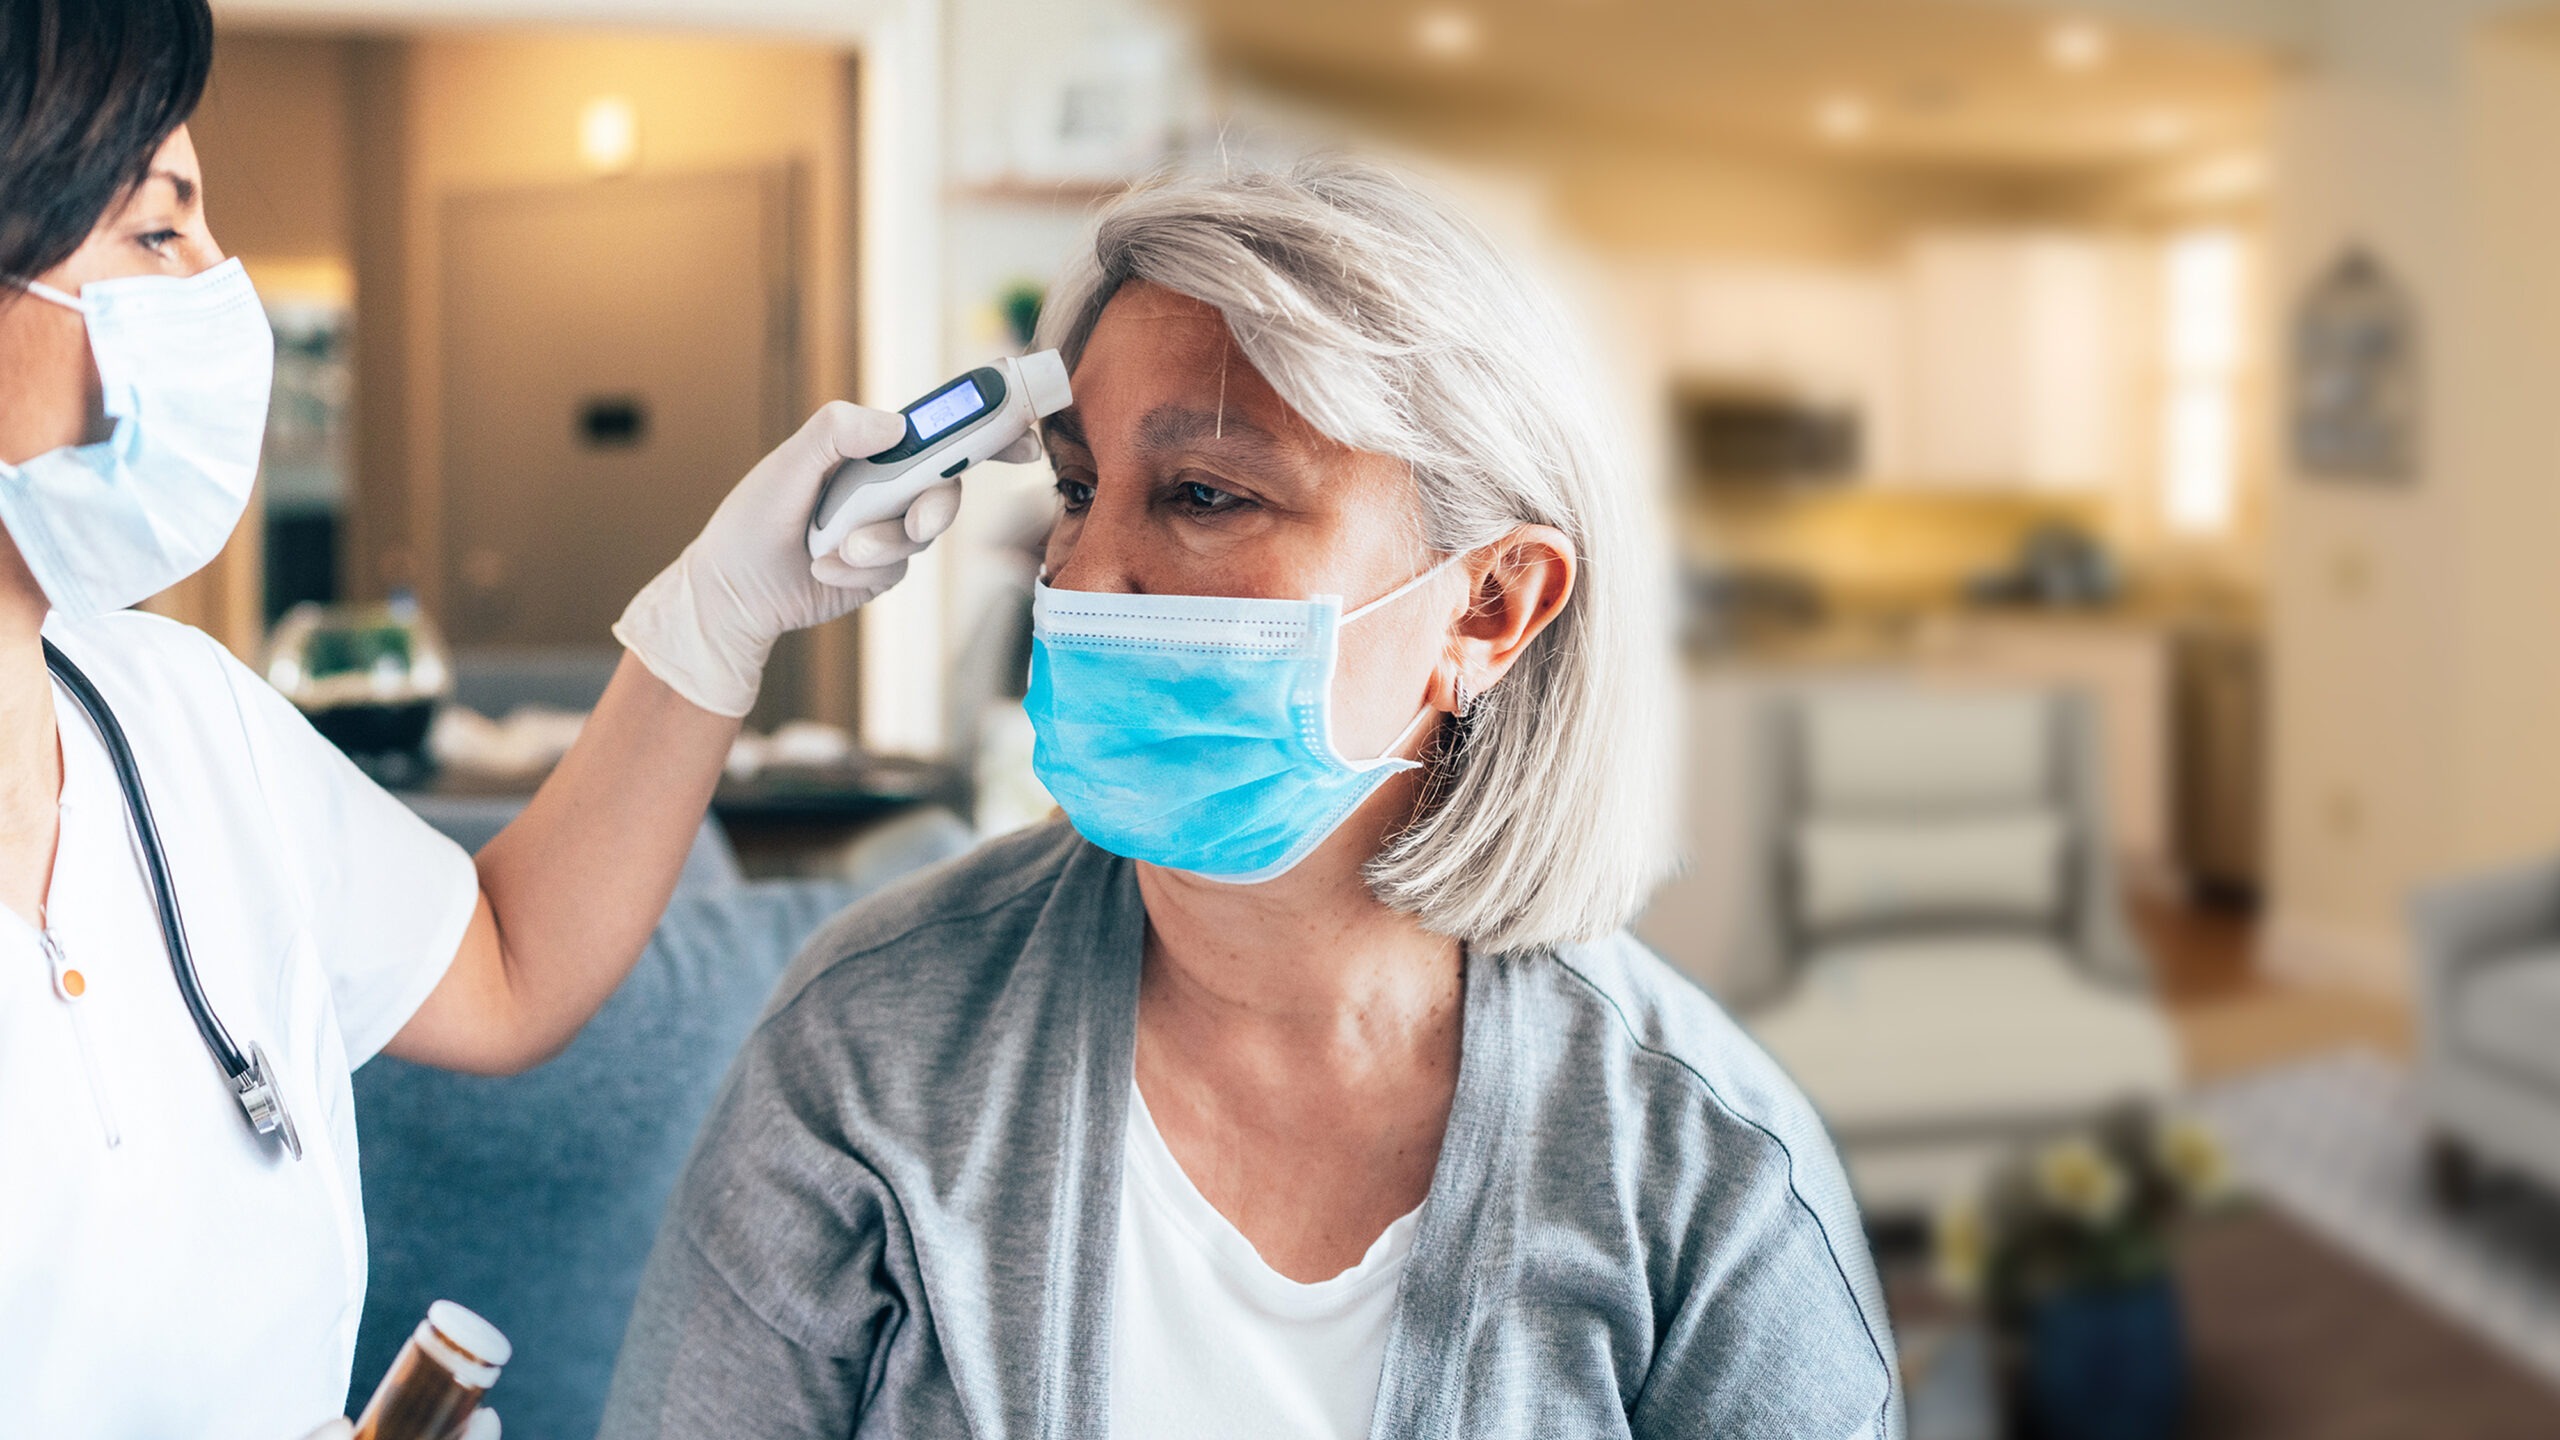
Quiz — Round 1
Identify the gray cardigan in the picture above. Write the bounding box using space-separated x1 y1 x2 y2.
598 823 1902 1438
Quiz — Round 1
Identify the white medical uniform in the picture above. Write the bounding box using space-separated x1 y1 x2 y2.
0 610 480 1440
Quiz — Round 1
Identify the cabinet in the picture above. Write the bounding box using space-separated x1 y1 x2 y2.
1633 263 1906 481
1634 231 2142 496
1900 232 2139 492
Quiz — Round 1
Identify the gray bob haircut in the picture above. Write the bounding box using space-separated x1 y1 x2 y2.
1036 155 1675 954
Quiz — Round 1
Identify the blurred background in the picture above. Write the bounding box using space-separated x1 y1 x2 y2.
170 0 2560 1435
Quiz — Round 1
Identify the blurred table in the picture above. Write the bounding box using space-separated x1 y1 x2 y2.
398 753 967 879
1883 1204 2560 1438
2175 1205 2560 1438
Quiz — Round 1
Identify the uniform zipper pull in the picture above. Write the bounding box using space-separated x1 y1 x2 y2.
41 928 86 1002
42 928 122 1150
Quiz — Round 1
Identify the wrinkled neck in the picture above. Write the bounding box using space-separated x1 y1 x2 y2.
1135 767 1458 1034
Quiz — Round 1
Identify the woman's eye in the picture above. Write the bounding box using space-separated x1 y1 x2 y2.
1176 479 1244 514
1054 475 1096 512
135 229 181 256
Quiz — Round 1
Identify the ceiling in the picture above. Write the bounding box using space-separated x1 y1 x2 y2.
1177 0 2276 173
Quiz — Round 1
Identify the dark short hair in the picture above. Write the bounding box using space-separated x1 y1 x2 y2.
0 0 214 284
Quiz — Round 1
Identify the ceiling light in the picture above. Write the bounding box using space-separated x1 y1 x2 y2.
1816 94 1873 143
2046 20 2112 72
1414 9 1482 61
578 96 638 176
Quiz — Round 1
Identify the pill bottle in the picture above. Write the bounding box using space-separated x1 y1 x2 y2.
351 1299 511 1440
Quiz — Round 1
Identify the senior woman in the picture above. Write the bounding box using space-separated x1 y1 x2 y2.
600 159 1900 1439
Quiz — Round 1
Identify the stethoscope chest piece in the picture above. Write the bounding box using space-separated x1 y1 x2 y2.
236 1042 303 1160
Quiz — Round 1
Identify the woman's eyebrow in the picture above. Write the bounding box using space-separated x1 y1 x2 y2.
1134 404 1298 473
152 170 197 206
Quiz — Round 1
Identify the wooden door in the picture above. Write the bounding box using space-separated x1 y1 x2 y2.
440 169 798 651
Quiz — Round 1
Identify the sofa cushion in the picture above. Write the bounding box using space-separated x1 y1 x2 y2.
2451 950 2560 1090
1746 936 2180 1145
349 880 854 1439
1794 812 2065 935
1803 689 2052 814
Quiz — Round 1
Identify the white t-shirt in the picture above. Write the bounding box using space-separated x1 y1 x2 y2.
1108 1081 1419 1440
0 611 480 1440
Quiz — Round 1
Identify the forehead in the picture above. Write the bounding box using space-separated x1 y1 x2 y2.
1078 281 1255 390
1095 280 1226 333
109 127 202 213
157 125 201 172
1063 281 1318 448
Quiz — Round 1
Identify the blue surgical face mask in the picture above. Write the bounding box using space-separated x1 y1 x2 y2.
1025 557 1460 884
0 259 274 620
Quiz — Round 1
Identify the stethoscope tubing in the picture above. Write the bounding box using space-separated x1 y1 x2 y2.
42 639 253 1083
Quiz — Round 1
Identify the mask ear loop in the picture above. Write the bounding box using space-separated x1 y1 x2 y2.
1347 553 1475 766
19 280 86 314
1341 552 1467 626
1366 694 1447 766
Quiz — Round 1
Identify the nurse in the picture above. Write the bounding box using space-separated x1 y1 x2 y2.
0 1 1019 1435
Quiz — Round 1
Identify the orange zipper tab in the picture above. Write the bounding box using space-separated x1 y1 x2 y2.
43 930 86 1001
42 928 122 1150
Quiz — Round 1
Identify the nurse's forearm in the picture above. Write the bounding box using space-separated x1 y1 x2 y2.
384 653 739 1074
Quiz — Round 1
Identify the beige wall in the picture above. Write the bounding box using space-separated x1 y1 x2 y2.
2446 17 2560 869
193 33 356 267
2258 0 2557 996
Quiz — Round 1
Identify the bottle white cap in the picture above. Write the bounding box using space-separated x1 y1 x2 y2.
423 1299 512 1385
1016 349 1072 418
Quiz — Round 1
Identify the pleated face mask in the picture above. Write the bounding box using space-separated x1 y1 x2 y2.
0 259 274 620
1024 557 1458 884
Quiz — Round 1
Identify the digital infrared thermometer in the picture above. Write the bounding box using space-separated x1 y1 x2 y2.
806 349 1074 560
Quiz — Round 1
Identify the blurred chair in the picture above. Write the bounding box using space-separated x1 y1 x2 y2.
2411 857 2560 1205
1728 685 2182 1217
349 808 974 1438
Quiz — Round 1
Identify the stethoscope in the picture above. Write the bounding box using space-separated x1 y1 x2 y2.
42 640 303 1159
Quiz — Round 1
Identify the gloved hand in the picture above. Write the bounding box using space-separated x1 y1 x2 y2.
613 401 1039 718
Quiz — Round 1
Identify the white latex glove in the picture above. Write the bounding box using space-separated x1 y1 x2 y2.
613 401 1039 718
297 1423 352 1440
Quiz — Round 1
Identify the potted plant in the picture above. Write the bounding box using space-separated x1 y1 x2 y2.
1934 1106 2233 1440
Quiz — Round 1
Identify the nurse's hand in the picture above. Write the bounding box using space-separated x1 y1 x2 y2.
611 402 1040 719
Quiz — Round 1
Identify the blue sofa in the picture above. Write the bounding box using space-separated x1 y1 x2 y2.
348 807 966 1437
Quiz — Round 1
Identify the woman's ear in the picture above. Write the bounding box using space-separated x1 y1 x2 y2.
1435 524 1575 714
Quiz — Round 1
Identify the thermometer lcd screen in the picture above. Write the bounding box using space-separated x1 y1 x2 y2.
909 377 989 442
